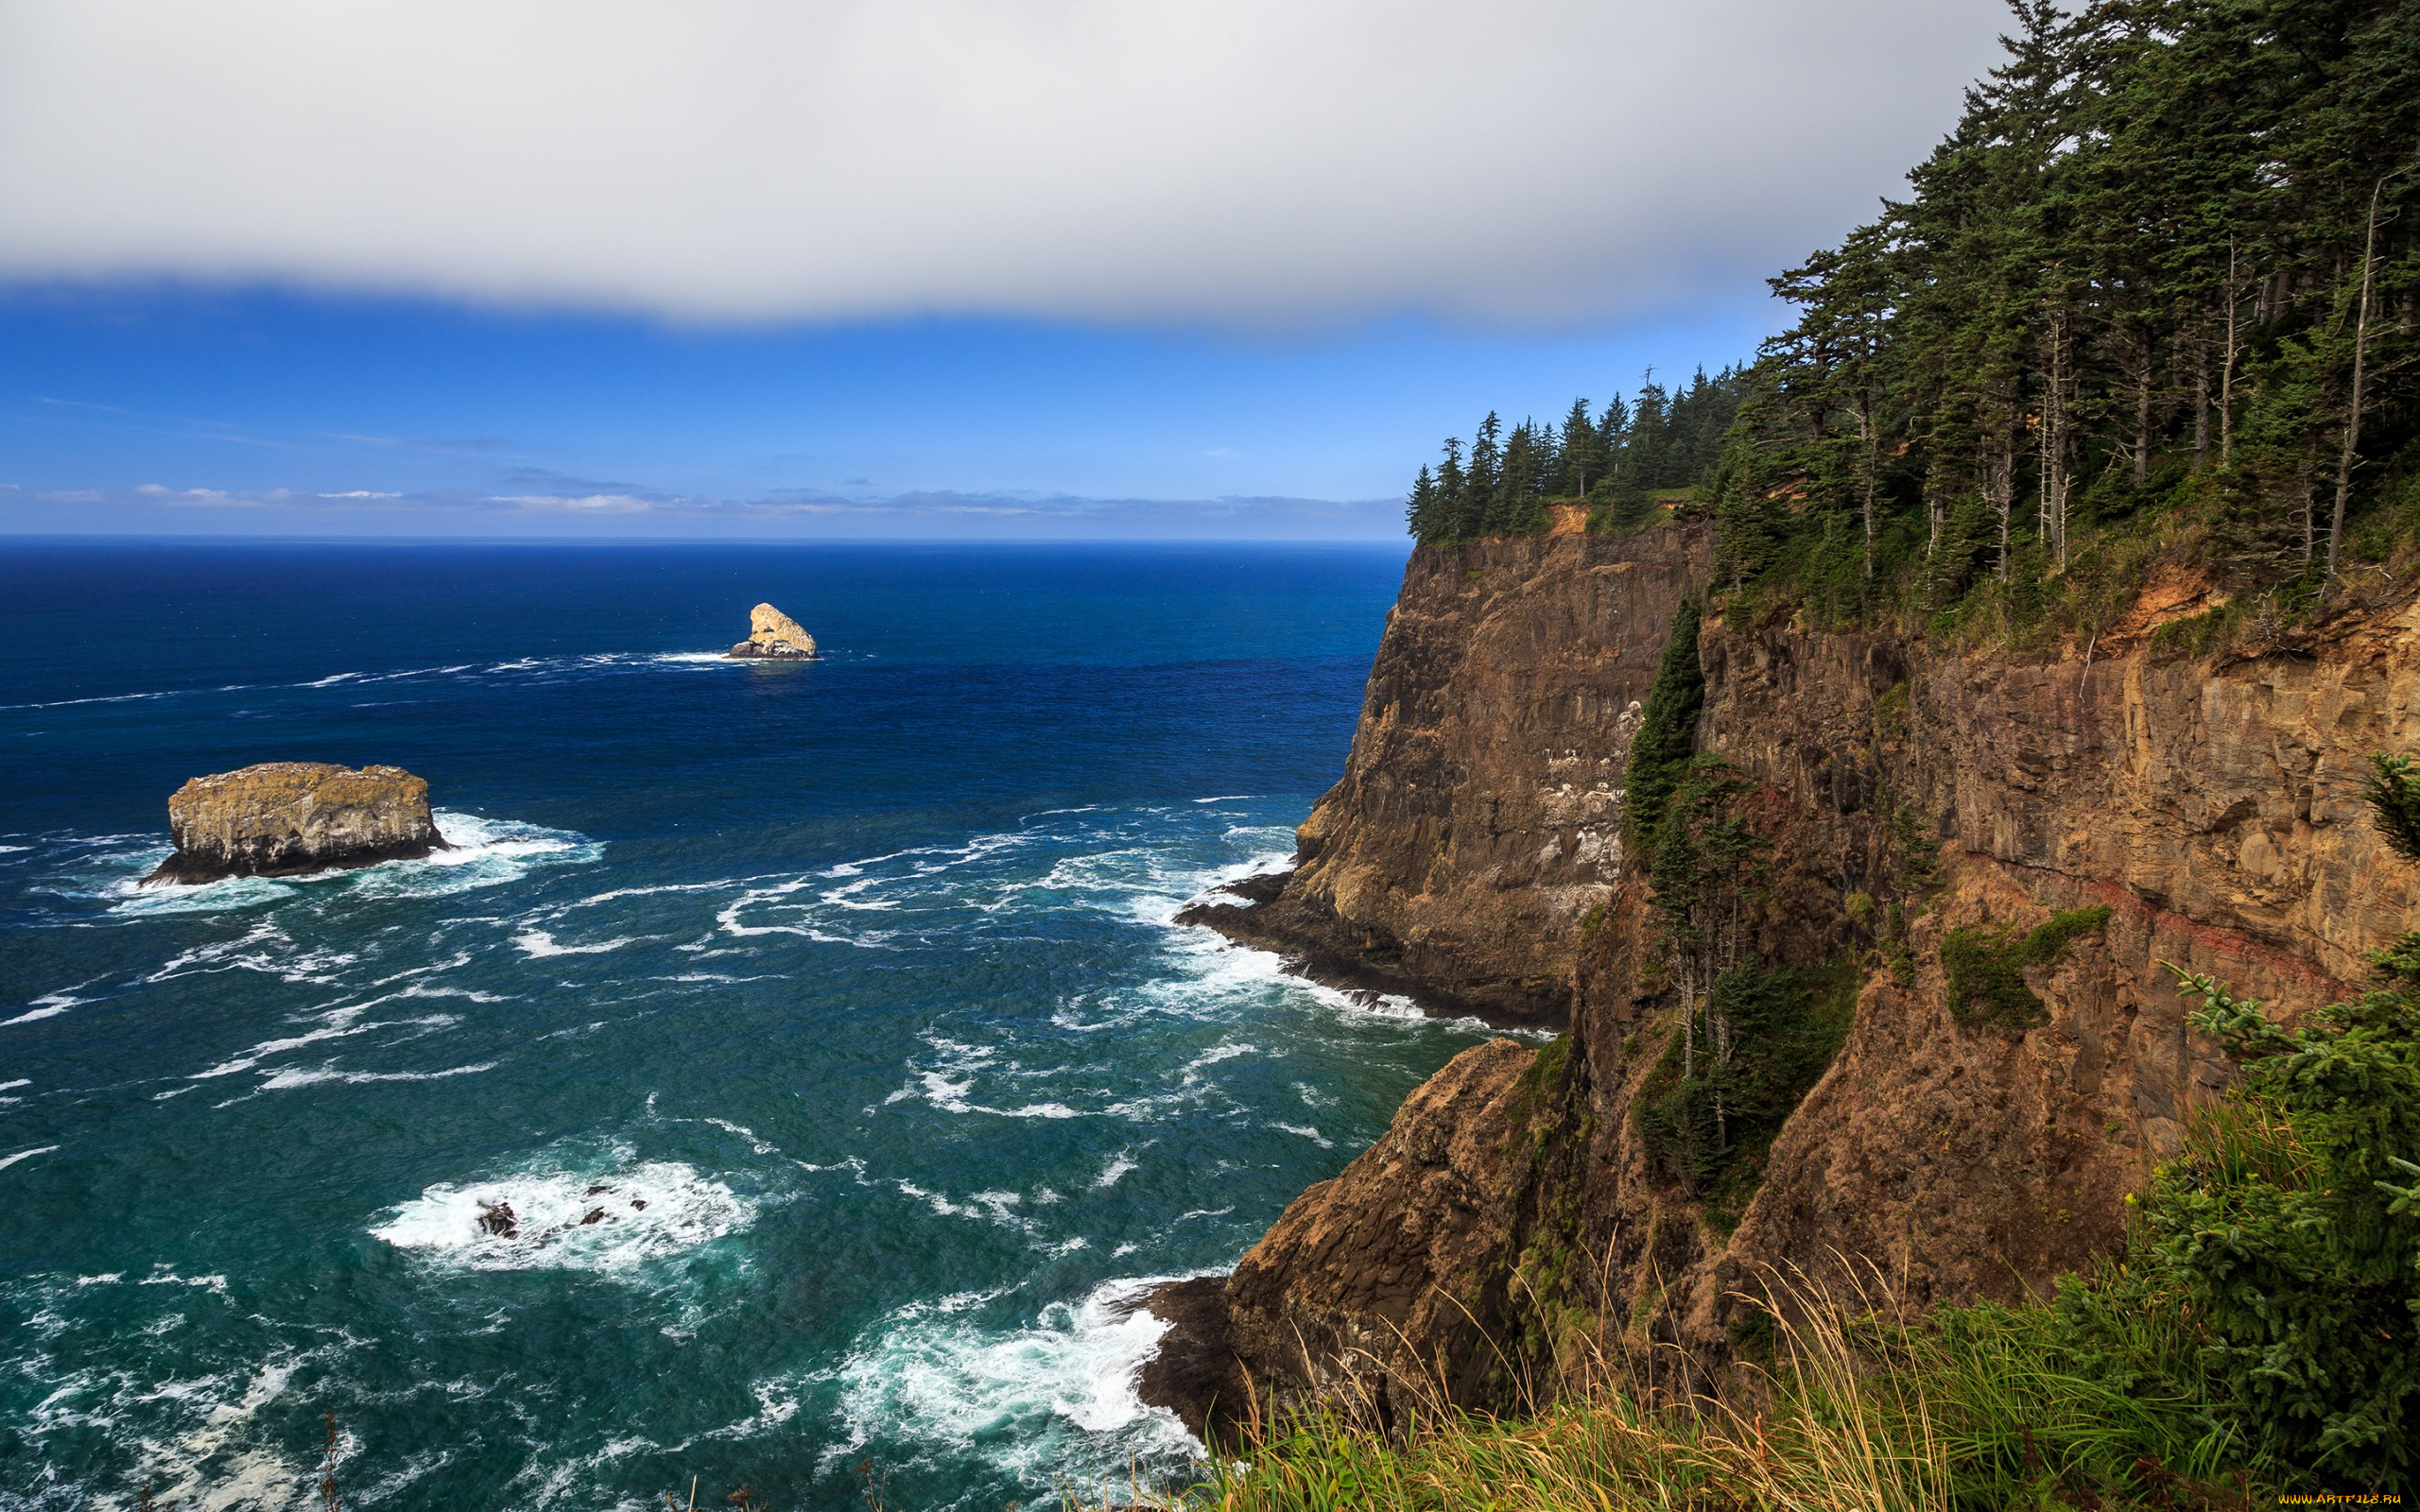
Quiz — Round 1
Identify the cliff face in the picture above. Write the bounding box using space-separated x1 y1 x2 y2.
1185 527 1707 1025
1150 530 2420 1434
147 762 446 885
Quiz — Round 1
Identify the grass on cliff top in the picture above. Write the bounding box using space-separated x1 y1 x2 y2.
1139 1263 2256 1512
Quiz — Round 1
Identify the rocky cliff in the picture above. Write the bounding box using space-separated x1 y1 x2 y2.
1182 526 1707 1027
147 762 447 884
1147 527 2420 1438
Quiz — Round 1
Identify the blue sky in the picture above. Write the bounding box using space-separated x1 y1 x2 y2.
0 1 2009 540
0 288 1770 539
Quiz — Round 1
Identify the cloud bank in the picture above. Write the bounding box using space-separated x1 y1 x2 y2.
0 0 2005 326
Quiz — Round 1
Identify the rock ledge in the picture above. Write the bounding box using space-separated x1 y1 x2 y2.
145 762 447 885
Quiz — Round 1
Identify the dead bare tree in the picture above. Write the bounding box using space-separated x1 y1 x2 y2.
2327 169 2406 579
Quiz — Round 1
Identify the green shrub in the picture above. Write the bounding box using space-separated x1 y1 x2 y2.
1579 901 1608 943
1619 594 1703 861
2069 958 2420 1491
1634 957 1858 1228
1939 905 2111 1033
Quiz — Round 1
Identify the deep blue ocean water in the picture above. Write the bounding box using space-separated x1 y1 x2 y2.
0 540 1501 1512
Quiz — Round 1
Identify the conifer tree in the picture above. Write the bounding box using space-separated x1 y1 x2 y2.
1556 398 1601 499
1406 464 1442 543
1436 438 1468 543
1466 413 1503 538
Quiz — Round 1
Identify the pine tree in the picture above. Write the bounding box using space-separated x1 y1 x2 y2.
1406 464 1443 544
1437 438 1469 542
1556 398 1601 499
1466 413 1503 538
1622 593 1705 864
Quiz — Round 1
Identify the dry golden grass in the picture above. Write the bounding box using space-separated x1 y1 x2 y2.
1109 1255 2255 1512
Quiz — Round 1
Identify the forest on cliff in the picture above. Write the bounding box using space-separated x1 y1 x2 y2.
1409 0 2419 646
1308 3 2420 1503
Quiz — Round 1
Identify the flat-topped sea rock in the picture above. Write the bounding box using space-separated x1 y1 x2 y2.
145 762 448 885
728 602 818 660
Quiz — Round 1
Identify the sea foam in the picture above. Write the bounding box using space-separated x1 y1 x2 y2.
371 1154 753 1274
830 1275 1202 1488
98 810 595 916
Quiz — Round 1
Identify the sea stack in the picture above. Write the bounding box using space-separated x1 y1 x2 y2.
728 602 818 660
145 762 448 885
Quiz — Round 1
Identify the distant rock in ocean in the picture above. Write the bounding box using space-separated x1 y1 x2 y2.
144 762 449 885
727 602 819 660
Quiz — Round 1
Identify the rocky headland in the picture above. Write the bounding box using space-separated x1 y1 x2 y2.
1142 525 2420 1442
727 602 818 660
145 762 448 885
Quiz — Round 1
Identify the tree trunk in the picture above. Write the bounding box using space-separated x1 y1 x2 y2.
2326 175 2392 580
1986 421 2015 582
1858 402 1878 582
2132 331 2152 489
2221 239 2241 469
2043 310 2072 570
1680 967 1695 1082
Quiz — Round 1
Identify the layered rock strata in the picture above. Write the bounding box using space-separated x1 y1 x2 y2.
145 762 447 885
728 602 818 659
1179 527 1708 1028
1144 527 2420 1438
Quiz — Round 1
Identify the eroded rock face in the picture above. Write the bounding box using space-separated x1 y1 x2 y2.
1184 528 1704 1026
728 602 818 659
1155 529 2420 1424
1137 1039 1542 1441
146 762 446 885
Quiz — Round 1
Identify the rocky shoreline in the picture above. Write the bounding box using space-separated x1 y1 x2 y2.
1172 870 1551 1033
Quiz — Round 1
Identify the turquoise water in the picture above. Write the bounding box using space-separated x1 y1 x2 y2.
0 541 1499 1512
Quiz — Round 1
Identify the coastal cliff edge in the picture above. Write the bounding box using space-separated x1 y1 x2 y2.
1144 524 2420 1442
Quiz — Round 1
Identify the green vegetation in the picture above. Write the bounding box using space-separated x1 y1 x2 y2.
1620 609 1859 1230
1167 1264 2250 1511
1616 593 1703 862
2362 751 2420 860
1405 371 1745 544
1616 599 1858 1228
1144 739 2420 1508
1409 0 2420 650
1634 957 1859 1234
1716 0 2420 637
1939 904 2113 1033
2060 952 2420 1487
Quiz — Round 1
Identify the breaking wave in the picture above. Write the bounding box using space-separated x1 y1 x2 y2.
830 1276 1202 1489
99 811 597 914
370 1151 756 1274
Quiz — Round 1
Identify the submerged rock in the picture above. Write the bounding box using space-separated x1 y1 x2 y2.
144 762 448 885
728 602 819 660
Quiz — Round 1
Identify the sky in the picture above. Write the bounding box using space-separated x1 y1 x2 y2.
0 0 2012 540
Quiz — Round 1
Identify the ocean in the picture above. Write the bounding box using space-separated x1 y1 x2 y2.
0 539 1503 1512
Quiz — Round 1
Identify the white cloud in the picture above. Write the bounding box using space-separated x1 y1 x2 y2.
0 1 2004 326
493 492 658 512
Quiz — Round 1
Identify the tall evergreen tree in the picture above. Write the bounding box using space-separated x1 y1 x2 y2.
1406 464 1443 543
1466 413 1504 537
1557 398 1602 499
